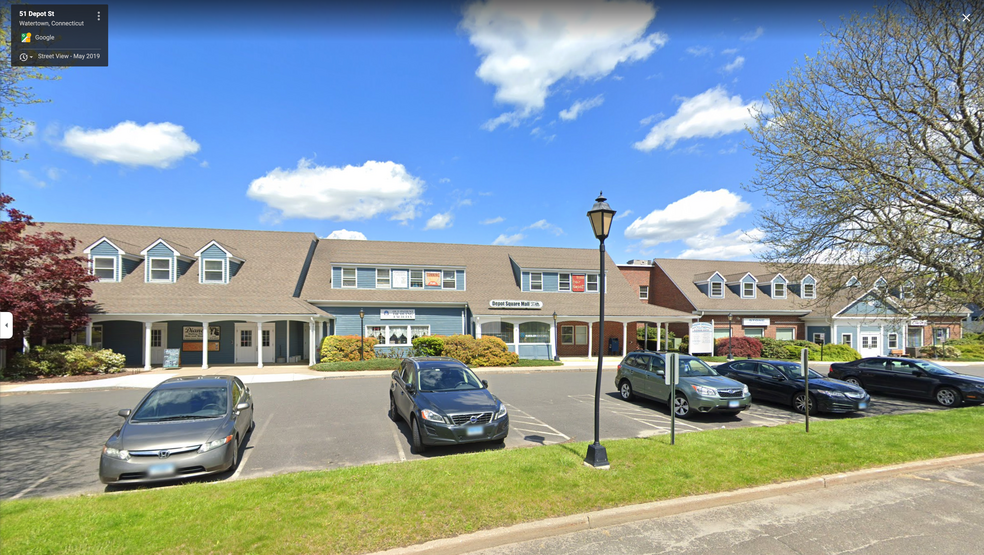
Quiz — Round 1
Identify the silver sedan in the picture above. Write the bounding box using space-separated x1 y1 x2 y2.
99 375 254 484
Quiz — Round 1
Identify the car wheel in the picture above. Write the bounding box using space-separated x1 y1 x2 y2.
844 376 864 388
672 393 692 419
411 417 427 454
619 380 634 401
229 436 240 471
935 387 961 407
793 392 817 415
388 394 400 422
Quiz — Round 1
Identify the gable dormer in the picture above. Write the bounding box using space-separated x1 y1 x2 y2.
846 276 861 287
694 271 726 298
771 273 788 299
194 240 245 284
874 276 887 290
725 272 757 299
82 237 140 282
140 239 194 283
800 274 817 299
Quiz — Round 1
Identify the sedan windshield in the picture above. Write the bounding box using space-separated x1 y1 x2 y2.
679 358 719 377
911 360 957 375
775 363 824 380
418 366 483 392
131 387 228 422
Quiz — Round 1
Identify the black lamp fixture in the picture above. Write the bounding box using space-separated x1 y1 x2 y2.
585 192 615 469
359 308 365 361
727 312 733 361
552 311 560 361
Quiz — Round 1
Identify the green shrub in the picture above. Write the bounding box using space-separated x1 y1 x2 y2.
441 335 476 365
951 343 984 360
783 344 822 361
412 335 445 357
817 343 861 362
472 336 519 367
919 345 962 359
320 335 378 363
3 345 126 378
677 335 689 353
312 359 401 372
759 338 790 359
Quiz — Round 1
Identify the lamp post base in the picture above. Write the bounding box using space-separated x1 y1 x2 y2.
583 442 609 469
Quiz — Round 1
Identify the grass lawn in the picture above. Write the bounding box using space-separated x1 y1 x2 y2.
3 408 983 554
509 359 564 367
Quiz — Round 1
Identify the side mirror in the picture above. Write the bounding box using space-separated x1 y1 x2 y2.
406 384 416 395
912 369 924 377
236 401 251 411
482 380 489 388
391 371 399 380
774 374 786 381
118 409 131 418
655 369 665 376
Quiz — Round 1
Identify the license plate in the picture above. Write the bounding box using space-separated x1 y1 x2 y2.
728 400 739 408
858 402 868 410
148 463 176 477
466 426 483 437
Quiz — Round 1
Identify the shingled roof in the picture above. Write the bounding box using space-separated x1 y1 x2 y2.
42 223 320 316
303 240 692 321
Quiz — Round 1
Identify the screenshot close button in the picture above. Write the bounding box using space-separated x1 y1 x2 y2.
0 312 12 340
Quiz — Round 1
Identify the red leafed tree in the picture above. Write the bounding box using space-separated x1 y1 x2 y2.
1 194 97 350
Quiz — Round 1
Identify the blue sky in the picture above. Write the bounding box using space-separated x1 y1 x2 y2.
5 0 877 263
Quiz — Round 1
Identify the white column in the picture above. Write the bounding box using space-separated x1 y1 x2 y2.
587 322 593 359
513 322 519 351
309 321 316 363
475 319 482 339
144 322 152 371
286 321 291 363
201 321 209 370
549 320 556 360
622 322 627 357
656 324 662 353
256 321 264 368
85 322 93 346
880 324 885 355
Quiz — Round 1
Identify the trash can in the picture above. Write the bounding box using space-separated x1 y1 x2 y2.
609 337 619 355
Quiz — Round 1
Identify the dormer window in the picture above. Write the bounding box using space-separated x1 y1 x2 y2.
203 259 225 283
149 258 173 282
377 269 391 289
530 272 543 291
846 276 861 287
443 270 456 289
92 256 116 281
341 268 357 288
773 282 786 298
801 275 816 299
586 274 599 292
742 282 755 297
710 281 723 297
874 277 887 289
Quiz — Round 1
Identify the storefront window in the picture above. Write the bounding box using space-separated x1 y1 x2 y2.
744 328 764 338
481 322 514 343
519 322 550 343
561 325 574 345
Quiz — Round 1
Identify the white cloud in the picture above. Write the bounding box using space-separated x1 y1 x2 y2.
246 158 424 222
325 229 368 240
61 121 200 168
633 86 768 151
493 233 524 245
481 216 505 224
439 177 451 183
45 167 64 181
685 46 712 57
199 160 210 168
559 95 605 121
425 211 454 230
741 27 764 41
18 169 47 188
721 48 738 55
722 56 745 73
639 114 660 126
526 219 564 235
678 228 767 260
462 0 667 130
614 209 634 220
625 189 751 247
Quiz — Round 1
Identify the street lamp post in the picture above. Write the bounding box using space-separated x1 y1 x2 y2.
359 308 365 361
585 192 615 469
728 313 733 360
553 311 560 361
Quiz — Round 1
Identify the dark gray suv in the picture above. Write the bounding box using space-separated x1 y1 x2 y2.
389 357 508 453
615 351 751 418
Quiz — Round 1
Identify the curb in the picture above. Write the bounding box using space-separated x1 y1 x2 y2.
370 452 984 555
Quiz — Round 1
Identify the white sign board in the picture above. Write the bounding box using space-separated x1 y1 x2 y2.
392 270 408 289
689 322 714 354
380 309 415 320
910 320 928 327
489 300 543 309
743 318 770 327
182 326 220 341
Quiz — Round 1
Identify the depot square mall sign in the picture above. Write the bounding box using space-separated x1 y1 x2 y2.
489 300 543 309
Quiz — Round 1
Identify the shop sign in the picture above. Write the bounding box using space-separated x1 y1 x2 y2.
425 271 441 287
743 318 770 327
909 320 927 327
183 326 220 341
689 322 714 354
183 341 220 352
392 270 408 288
381 309 415 320
572 274 586 292
489 300 543 309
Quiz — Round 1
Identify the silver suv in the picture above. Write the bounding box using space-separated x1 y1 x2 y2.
615 352 751 418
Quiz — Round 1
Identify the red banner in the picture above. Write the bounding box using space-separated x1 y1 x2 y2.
572 274 586 292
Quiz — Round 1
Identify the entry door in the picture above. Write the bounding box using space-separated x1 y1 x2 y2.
235 324 257 364
150 323 167 365
259 323 275 363
859 333 880 358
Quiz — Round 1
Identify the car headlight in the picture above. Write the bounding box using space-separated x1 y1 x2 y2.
692 385 717 397
103 446 129 460
198 434 233 453
816 390 845 398
742 384 750 396
420 409 448 424
494 402 507 420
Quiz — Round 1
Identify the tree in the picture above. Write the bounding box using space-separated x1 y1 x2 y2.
1 2 59 162
746 0 983 313
0 194 98 351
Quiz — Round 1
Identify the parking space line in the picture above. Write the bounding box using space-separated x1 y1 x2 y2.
10 476 50 500
568 394 704 431
391 424 407 462
505 404 570 441
231 411 273 481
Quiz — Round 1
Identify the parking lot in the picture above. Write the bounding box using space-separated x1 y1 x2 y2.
0 368 967 500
